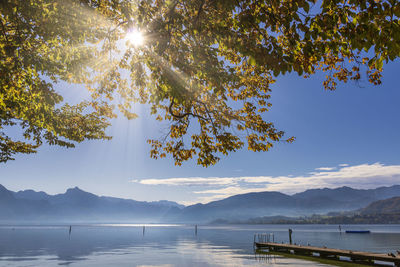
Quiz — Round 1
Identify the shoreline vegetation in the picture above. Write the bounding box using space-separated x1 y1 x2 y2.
212 197 400 225
211 213 400 225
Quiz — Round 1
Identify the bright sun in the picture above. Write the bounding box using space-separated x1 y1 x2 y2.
126 29 144 47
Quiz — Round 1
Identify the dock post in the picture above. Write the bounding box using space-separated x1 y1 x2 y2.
195 225 197 235
288 229 293 245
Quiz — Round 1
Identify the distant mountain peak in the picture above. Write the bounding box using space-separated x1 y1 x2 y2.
0 184 7 191
62 187 97 200
66 186 85 193
0 184 15 200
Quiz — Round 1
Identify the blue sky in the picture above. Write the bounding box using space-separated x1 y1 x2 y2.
1 60 400 205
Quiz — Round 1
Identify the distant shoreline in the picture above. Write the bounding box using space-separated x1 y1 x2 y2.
211 213 400 225
1 219 400 226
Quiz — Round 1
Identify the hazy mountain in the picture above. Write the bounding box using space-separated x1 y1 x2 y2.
0 185 52 220
166 185 400 222
2 184 400 223
151 200 185 209
1 185 184 222
292 185 400 209
168 191 296 222
212 196 400 225
0 184 14 201
360 197 400 214
13 189 51 201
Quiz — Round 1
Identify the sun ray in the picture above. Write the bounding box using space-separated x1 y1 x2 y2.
126 29 144 47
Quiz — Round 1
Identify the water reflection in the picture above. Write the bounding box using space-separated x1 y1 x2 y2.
0 224 399 266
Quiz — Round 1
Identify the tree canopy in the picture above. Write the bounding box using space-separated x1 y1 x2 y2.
1 0 399 165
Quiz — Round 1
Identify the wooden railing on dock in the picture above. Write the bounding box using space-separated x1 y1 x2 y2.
255 242 400 266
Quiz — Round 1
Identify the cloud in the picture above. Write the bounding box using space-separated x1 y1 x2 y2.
192 186 270 204
315 167 335 171
133 177 236 187
132 162 400 204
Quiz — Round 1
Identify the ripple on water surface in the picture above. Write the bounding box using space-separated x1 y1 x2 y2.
0 224 399 266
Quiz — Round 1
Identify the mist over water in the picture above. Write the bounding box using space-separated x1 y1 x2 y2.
0 224 399 266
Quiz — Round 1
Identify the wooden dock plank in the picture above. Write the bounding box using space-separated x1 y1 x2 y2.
255 242 400 266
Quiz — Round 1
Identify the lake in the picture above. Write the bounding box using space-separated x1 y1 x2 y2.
0 224 399 266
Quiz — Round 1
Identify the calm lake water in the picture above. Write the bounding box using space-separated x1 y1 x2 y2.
0 224 399 266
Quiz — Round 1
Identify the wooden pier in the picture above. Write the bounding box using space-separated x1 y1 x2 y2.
255 242 400 266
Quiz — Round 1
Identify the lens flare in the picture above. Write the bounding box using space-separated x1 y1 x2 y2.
126 29 144 47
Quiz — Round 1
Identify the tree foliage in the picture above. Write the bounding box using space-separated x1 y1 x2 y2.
1 0 399 165
0 0 112 162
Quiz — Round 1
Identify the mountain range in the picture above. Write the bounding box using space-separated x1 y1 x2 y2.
0 185 182 222
1 184 400 223
165 185 400 222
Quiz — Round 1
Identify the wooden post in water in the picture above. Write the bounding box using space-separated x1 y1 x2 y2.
143 225 145 236
288 229 293 245
195 225 197 235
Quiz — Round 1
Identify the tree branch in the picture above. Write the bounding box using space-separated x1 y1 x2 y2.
168 98 208 122
194 0 205 27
